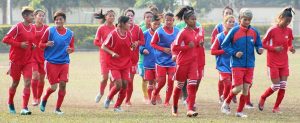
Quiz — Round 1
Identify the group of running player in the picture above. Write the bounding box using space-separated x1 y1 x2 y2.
1 5 296 118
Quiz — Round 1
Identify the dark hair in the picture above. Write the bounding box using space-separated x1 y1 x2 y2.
175 6 195 20
151 15 160 22
165 12 174 18
21 6 34 16
278 7 295 20
94 9 115 23
124 9 135 16
53 11 66 20
222 6 234 15
33 9 45 16
117 16 130 27
149 5 159 14
144 11 153 19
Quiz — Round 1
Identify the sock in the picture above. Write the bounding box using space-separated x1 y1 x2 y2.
218 79 224 98
153 76 166 96
31 79 38 99
274 89 285 109
42 87 55 101
142 79 148 98
237 95 246 112
223 79 231 99
22 87 31 109
114 88 126 108
261 87 275 100
165 76 174 104
37 82 45 100
187 83 197 110
100 81 107 95
8 88 16 105
173 87 182 107
147 84 154 99
56 90 66 109
225 90 236 104
181 82 188 100
125 78 133 103
108 85 119 100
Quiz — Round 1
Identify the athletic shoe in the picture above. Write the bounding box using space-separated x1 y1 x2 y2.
54 109 64 115
164 102 170 107
125 102 132 106
40 100 47 112
104 98 111 109
272 108 282 114
236 112 248 118
258 98 265 111
32 98 40 106
114 106 124 112
95 93 102 103
221 102 231 115
8 104 16 114
245 102 255 109
172 106 178 117
186 110 198 117
150 95 157 105
20 108 32 115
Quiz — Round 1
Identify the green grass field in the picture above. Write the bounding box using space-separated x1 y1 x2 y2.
0 51 300 123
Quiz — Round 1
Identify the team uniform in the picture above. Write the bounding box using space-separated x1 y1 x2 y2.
211 31 232 99
2 22 35 113
211 22 238 100
31 24 48 104
125 24 145 104
139 28 156 100
175 21 202 103
221 25 262 114
151 26 179 105
172 27 202 113
39 26 74 112
104 29 132 109
94 24 116 96
259 25 294 112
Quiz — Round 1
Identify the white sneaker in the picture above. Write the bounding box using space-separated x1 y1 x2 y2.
113 106 124 112
221 102 231 115
54 109 64 115
20 108 32 115
236 112 248 118
245 104 255 109
95 93 102 103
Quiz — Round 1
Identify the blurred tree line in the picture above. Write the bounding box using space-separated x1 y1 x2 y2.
0 0 299 24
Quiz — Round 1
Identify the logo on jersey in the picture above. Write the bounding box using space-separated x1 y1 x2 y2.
180 41 185 46
285 35 289 39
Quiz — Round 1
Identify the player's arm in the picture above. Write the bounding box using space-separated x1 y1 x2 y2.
2 25 22 47
211 38 225 55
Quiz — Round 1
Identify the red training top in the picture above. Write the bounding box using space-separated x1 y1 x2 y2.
94 24 115 63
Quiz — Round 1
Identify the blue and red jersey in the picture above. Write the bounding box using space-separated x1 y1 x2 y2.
139 29 156 69
151 26 179 67
40 26 74 64
211 31 231 73
221 25 262 68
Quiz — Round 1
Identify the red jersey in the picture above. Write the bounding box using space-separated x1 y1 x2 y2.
263 25 294 68
196 27 205 66
172 27 200 65
104 29 132 70
129 24 145 65
2 22 35 65
94 24 115 63
33 24 48 63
